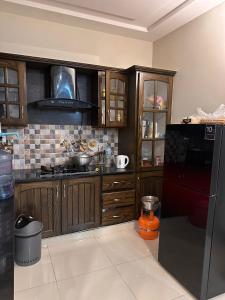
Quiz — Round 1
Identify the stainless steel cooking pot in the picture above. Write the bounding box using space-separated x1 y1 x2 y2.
69 152 93 167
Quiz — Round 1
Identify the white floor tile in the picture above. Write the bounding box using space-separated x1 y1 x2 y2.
14 282 60 300
57 267 136 300
117 257 185 300
14 247 55 292
96 229 152 265
211 294 225 300
42 230 94 247
49 238 112 280
93 221 137 238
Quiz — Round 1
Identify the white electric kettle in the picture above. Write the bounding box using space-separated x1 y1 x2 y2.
115 155 129 169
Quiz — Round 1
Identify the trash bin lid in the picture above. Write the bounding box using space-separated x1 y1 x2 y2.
15 221 43 237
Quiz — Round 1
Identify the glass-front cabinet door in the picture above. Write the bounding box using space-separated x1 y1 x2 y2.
98 71 128 128
138 72 173 170
0 59 27 126
106 71 128 127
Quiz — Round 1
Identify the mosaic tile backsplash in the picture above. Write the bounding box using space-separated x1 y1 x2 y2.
2 124 118 170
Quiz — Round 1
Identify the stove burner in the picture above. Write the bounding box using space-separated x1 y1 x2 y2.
40 164 95 177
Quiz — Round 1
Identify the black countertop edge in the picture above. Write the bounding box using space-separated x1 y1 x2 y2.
13 166 135 183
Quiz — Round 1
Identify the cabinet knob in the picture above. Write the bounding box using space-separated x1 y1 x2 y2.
63 184 66 198
113 198 120 202
113 181 120 185
56 185 59 197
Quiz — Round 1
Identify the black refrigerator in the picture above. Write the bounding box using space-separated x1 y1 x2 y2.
159 124 225 300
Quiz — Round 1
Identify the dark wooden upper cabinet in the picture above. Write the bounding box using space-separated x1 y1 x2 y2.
137 72 173 171
15 180 61 238
0 59 27 126
62 176 100 234
98 71 128 127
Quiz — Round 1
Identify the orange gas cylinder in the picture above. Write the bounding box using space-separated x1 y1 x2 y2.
138 210 160 240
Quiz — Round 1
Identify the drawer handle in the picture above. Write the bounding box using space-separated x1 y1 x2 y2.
113 181 120 185
112 215 120 219
114 198 120 202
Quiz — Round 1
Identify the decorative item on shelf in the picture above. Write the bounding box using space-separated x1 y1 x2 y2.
142 158 152 167
155 96 164 110
155 155 163 167
182 117 192 124
144 121 153 139
145 95 154 108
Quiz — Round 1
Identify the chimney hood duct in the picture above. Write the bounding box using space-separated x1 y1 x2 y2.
30 65 98 110
51 66 76 100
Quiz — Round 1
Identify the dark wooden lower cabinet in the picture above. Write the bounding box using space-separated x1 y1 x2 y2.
136 171 163 217
102 206 134 226
62 176 100 234
15 180 61 238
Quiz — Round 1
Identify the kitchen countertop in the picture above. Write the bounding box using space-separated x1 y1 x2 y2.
13 166 135 183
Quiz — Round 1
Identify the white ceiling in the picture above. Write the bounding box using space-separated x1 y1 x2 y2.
1 0 225 41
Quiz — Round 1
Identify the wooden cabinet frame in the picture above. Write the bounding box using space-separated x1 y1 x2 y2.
137 72 174 172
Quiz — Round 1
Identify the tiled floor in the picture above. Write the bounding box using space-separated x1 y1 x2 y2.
14 221 225 300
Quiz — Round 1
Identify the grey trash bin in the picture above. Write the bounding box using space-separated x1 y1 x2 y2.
15 214 43 266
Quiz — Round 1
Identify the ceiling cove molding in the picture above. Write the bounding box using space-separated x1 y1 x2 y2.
3 0 148 32
55 0 135 22
148 0 196 30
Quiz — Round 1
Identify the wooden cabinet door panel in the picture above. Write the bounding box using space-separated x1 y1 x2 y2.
15 181 61 238
62 176 100 233
136 171 163 217
106 71 128 127
0 59 27 126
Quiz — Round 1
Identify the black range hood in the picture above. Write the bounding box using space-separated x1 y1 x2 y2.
34 98 98 110
29 65 98 110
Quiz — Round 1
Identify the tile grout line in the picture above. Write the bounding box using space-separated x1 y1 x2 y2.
94 232 139 300
45 245 61 299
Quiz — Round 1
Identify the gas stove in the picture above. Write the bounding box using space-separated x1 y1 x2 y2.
40 165 98 178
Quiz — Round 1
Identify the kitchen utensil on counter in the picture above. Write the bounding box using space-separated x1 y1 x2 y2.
115 155 129 169
67 151 103 167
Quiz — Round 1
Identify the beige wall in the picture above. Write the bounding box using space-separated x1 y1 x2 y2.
0 11 152 68
153 2 225 123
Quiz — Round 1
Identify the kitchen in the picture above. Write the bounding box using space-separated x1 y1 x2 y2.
1 0 225 300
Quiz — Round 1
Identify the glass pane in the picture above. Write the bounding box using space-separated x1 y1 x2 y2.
154 140 165 167
7 68 18 85
99 74 106 98
155 113 167 138
142 112 153 139
8 105 20 118
101 100 105 125
110 79 125 94
156 81 168 109
0 87 6 102
0 104 6 119
141 141 153 168
144 80 154 108
0 67 4 84
109 109 115 121
110 95 116 108
118 100 124 108
7 87 19 102
117 80 125 94
115 110 124 123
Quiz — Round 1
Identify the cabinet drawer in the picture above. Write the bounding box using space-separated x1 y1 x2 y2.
103 190 135 208
102 206 134 226
102 174 135 191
